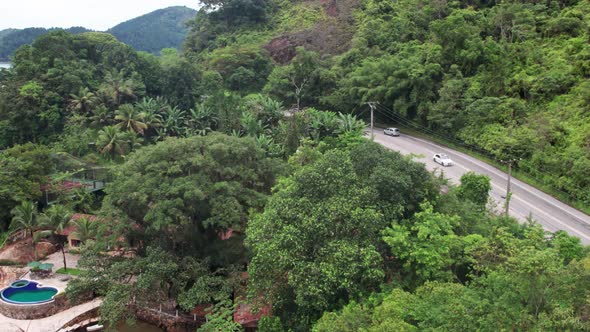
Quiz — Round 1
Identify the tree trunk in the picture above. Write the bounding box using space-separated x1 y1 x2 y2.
32 240 37 261
61 245 67 271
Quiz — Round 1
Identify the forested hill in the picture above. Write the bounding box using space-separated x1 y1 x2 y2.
0 27 91 61
108 6 197 54
0 6 196 61
182 0 590 208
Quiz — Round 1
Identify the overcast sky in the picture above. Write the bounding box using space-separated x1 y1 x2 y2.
0 1 201 31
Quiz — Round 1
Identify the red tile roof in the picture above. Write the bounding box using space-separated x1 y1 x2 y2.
41 180 85 191
60 214 98 236
233 302 271 327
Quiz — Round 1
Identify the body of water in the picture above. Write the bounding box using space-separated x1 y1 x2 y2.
0 62 12 69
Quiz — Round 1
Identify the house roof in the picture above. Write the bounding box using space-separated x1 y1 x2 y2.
218 228 243 241
41 179 85 191
233 302 271 327
60 213 99 236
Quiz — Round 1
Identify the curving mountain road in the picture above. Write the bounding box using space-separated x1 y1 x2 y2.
371 129 590 245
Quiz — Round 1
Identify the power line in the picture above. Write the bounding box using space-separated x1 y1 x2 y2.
370 103 588 199
374 103 484 153
373 104 484 155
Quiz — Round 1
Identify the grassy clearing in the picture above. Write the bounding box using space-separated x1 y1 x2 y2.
274 2 326 33
377 122 590 216
56 267 82 276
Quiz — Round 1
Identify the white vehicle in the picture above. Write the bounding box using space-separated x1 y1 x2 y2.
384 128 400 136
433 153 453 167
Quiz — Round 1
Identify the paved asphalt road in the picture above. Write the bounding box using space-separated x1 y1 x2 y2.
371 128 590 245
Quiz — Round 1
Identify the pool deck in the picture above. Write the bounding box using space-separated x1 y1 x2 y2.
0 298 101 332
0 251 99 331
21 251 82 293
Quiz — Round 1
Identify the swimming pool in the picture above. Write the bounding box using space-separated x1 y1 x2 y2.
1 280 58 305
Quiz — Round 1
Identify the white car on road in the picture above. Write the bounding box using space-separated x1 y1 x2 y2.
384 128 400 136
433 153 453 167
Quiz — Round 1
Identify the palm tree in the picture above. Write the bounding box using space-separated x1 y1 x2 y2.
38 205 72 271
96 125 127 158
70 217 98 245
10 201 39 259
103 70 137 106
121 131 144 153
89 105 114 128
69 87 98 114
141 110 162 131
115 104 148 135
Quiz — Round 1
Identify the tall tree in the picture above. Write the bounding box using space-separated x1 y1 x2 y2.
115 104 148 135
101 70 142 106
68 87 98 114
96 125 127 158
247 141 435 329
10 201 40 259
0 143 53 230
69 217 98 245
38 204 72 270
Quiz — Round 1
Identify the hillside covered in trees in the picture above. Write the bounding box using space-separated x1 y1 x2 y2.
0 6 196 61
0 0 589 331
0 27 91 61
181 0 590 208
108 6 197 54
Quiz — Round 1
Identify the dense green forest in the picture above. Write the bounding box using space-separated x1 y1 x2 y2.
182 0 590 207
0 0 589 331
0 27 91 61
0 6 196 61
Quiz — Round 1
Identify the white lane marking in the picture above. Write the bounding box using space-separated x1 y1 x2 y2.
510 194 590 241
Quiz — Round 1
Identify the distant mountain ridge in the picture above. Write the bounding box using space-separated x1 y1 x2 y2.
0 27 92 61
108 6 196 55
0 6 197 61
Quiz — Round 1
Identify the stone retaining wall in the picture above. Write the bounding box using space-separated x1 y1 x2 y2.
133 306 204 332
0 293 70 319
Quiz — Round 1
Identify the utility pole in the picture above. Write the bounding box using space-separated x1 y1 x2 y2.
501 158 519 217
505 160 512 217
365 102 377 141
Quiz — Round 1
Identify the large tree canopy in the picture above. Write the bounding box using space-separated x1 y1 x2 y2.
69 133 287 326
103 133 286 261
0 143 54 230
246 140 436 329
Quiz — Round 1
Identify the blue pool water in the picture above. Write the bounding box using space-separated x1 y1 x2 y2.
1 280 58 304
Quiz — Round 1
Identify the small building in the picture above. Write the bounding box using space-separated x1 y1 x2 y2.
61 213 98 248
